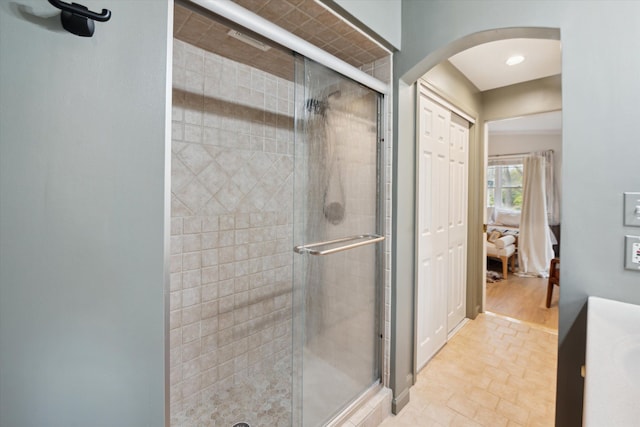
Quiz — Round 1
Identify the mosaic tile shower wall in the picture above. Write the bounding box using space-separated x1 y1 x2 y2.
170 39 294 426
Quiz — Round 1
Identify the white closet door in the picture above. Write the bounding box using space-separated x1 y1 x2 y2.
447 114 469 333
416 89 450 370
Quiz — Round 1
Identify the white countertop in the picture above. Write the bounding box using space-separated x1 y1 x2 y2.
583 296 640 426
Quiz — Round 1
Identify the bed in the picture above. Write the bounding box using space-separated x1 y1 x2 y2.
487 207 521 241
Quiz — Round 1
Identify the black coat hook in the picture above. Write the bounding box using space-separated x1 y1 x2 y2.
48 0 111 37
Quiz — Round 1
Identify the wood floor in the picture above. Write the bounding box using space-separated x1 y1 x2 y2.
485 260 559 330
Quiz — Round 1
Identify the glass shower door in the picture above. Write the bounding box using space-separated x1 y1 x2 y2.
292 57 383 426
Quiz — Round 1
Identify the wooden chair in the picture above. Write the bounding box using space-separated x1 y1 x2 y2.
545 258 560 308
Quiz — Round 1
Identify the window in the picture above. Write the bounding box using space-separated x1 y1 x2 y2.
487 163 523 210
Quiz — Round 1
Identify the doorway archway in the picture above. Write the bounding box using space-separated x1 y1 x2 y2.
390 26 561 415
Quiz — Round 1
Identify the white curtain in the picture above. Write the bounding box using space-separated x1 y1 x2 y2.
489 150 559 225
536 150 560 225
518 155 555 277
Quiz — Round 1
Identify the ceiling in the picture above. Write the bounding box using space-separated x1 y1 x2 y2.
448 38 562 92
231 0 389 65
448 38 562 133
173 0 390 82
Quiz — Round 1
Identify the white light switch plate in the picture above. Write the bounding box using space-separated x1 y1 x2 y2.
625 235 640 271
624 192 640 227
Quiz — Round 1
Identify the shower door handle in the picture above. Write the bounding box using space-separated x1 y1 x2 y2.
294 234 384 256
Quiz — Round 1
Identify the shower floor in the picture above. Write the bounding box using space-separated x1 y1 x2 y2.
170 348 368 427
171 355 292 427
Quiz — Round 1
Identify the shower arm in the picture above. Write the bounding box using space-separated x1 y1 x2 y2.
294 234 384 256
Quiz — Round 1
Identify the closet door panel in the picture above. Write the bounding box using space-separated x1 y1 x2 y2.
416 89 450 369
447 116 469 332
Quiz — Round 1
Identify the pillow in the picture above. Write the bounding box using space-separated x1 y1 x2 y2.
494 208 521 227
487 230 501 243
494 234 516 249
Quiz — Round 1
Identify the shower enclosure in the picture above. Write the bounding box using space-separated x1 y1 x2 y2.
293 58 383 426
170 3 384 426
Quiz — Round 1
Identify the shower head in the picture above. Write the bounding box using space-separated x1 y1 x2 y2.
304 90 341 115
305 98 326 115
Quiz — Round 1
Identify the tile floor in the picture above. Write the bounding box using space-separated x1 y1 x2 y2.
380 313 557 427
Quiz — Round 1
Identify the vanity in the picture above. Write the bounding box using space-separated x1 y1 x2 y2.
583 296 640 426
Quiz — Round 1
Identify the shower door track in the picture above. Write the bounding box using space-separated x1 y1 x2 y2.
184 0 389 95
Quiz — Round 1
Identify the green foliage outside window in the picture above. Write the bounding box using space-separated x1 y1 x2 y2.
487 164 523 211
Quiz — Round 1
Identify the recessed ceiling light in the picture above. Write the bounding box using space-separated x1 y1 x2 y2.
506 55 525 66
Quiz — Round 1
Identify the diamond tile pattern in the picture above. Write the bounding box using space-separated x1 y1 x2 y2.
170 39 295 425
172 148 296 216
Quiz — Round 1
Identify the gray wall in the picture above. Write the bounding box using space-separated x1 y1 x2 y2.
483 75 562 122
394 1 640 425
0 1 170 426
333 0 402 50
422 61 482 114
488 133 562 158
